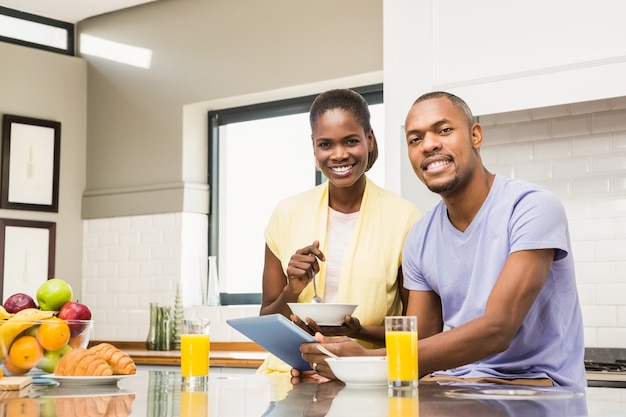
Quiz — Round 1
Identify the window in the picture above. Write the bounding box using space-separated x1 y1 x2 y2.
0 7 74 56
208 85 383 304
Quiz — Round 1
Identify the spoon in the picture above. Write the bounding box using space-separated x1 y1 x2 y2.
316 344 339 359
309 254 324 303
311 270 324 303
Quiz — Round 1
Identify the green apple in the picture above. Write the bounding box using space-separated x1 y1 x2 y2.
36 278 73 311
24 325 39 338
38 344 72 373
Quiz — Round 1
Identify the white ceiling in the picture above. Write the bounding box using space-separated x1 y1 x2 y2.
0 0 158 23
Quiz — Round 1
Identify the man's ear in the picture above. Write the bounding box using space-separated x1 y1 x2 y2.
471 123 484 149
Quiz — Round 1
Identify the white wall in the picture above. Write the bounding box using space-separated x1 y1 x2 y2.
0 42 87 299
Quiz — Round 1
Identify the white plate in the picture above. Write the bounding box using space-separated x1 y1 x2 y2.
41 374 134 387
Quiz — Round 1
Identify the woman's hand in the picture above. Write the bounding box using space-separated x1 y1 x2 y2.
292 314 363 338
285 241 325 295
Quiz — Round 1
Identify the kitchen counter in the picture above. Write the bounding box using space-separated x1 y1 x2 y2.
89 341 268 368
7 365 625 417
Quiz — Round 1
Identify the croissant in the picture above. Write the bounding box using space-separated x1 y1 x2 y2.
89 343 137 375
54 348 113 376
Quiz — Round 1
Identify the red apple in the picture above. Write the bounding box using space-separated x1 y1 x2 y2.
58 301 92 336
3 293 37 313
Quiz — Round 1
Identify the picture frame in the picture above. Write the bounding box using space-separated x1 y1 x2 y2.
0 218 56 302
1 114 61 212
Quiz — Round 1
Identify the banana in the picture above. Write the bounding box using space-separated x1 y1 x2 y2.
0 306 13 320
0 308 55 359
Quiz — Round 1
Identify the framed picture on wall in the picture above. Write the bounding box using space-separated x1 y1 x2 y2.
1 114 61 212
0 218 56 302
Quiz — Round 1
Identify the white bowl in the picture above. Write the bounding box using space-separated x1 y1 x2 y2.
287 303 357 326
326 357 388 387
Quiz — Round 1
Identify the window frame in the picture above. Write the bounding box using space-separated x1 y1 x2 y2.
207 84 383 305
0 6 75 56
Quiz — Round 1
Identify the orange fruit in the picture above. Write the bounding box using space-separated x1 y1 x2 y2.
69 333 87 349
37 318 71 351
9 335 43 370
3 353 31 375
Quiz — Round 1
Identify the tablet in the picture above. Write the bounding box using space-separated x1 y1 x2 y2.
227 314 316 370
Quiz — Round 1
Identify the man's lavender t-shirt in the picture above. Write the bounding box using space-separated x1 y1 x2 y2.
402 176 586 390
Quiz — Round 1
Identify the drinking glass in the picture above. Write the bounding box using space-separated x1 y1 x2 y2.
385 316 418 389
181 318 211 389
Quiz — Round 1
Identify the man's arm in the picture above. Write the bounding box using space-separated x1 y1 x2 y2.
406 289 443 339
408 249 554 377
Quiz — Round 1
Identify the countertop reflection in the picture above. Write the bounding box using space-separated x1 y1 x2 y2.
5 365 625 417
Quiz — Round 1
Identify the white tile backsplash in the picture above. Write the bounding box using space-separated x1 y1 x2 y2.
570 99 611 115
592 110 626 133
581 305 618 327
83 98 626 349
516 119 552 142
553 115 591 138
619 307 626 326
494 142 534 164
532 104 571 120
572 134 612 156
597 284 626 305
552 157 592 179
594 153 626 173
533 138 573 160
598 328 626 348
575 261 616 284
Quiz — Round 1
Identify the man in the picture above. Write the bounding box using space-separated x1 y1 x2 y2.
300 91 586 390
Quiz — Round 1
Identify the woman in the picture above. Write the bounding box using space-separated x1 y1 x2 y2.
258 89 420 374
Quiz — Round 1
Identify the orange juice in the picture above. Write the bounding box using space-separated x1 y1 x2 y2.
180 390 209 417
386 330 418 384
388 390 419 417
181 333 210 377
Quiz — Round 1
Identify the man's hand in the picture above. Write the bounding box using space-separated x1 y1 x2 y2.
299 333 373 380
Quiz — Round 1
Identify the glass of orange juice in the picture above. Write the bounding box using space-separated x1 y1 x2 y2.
385 316 418 389
181 318 211 390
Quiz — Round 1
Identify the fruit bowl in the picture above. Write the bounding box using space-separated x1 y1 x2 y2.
287 303 358 326
0 316 93 375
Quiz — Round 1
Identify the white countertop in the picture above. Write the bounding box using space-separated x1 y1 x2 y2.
18 365 626 417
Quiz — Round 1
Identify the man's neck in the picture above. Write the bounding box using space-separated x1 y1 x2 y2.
443 168 495 232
